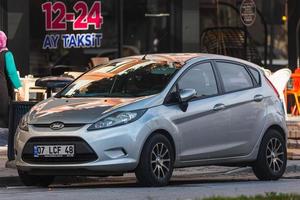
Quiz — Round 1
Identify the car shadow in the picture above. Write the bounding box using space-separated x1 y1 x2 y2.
49 175 258 189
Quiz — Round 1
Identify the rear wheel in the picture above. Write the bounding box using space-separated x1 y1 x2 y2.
135 134 174 187
252 129 287 180
18 170 54 187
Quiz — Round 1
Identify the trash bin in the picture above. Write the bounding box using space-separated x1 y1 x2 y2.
7 101 37 161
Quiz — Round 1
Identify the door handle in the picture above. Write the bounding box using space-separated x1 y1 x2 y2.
213 103 226 111
253 95 264 102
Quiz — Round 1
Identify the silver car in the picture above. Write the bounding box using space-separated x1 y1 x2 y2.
15 53 287 187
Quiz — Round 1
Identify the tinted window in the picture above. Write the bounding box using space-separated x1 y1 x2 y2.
248 67 260 85
178 63 218 97
216 62 253 93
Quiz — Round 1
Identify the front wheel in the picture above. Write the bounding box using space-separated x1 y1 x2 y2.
252 129 287 180
18 170 55 187
135 134 174 187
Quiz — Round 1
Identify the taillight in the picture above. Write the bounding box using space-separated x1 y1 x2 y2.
264 75 280 98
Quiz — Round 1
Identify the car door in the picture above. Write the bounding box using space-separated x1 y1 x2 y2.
214 61 266 157
167 62 232 161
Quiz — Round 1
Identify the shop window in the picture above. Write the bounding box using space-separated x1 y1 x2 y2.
123 0 171 55
29 0 118 76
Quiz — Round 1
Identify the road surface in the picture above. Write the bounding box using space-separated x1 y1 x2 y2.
0 176 300 200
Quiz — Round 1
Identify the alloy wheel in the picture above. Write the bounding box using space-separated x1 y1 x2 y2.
151 143 171 179
266 137 284 173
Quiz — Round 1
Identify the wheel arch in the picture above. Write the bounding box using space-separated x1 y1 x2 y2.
140 129 177 161
251 123 287 162
252 123 287 180
265 124 287 142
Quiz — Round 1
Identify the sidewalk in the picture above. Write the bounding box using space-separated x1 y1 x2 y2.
0 147 20 187
1 146 300 187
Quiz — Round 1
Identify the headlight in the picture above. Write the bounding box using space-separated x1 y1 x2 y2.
87 109 147 131
19 113 29 131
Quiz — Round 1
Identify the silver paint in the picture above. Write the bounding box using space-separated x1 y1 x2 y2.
14 53 287 175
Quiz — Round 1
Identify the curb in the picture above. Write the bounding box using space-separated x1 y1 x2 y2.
0 176 21 187
1 163 300 187
0 175 110 187
224 164 300 175
286 164 300 173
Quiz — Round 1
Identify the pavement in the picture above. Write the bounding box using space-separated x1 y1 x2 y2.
2 179 300 200
1 145 300 188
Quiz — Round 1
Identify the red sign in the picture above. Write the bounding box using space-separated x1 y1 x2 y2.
42 1 103 31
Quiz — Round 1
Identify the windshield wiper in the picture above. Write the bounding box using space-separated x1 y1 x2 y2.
58 94 74 98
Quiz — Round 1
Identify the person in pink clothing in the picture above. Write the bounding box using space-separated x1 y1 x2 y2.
0 31 23 128
0 32 8 52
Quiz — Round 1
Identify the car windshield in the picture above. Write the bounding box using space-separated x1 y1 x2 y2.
58 58 182 98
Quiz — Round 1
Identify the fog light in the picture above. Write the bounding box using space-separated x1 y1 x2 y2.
104 148 127 159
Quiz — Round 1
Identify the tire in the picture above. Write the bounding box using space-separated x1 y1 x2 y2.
252 129 287 180
135 134 174 187
18 170 55 187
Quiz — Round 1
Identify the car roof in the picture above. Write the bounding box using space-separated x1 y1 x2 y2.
127 53 261 68
129 53 203 63
105 53 262 74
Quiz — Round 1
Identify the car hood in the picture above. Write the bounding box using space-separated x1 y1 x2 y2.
28 96 149 124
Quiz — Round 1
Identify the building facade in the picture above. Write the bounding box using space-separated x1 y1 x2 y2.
0 0 298 77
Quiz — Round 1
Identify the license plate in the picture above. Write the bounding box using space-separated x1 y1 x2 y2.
33 145 75 158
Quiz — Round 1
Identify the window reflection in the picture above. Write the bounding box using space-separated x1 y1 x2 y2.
60 58 181 98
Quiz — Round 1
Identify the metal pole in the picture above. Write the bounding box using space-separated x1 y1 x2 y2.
255 9 268 66
117 0 124 58
296 18 300 67
0 0 8 32
269 25 274 68
244 28 247 60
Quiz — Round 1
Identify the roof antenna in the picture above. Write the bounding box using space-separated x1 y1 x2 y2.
142 53 148 60
141 32 169 60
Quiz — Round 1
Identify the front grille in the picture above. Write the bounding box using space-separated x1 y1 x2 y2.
22 137 98 164
32 124 85 128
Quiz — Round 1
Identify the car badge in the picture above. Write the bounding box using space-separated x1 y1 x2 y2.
50 122 65 130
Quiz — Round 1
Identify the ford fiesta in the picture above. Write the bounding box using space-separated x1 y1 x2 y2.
15 53 287 187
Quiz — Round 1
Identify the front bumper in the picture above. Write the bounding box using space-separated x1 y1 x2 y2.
14 121 151 175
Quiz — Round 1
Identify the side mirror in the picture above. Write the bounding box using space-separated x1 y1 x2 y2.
179 88 197 102
178 88 197 112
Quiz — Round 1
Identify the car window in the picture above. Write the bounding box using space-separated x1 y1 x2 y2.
59 59 182 98
178 62 218 97
216 62 254 93
248 67 261 85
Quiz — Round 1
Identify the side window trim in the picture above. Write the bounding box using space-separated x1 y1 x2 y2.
211 60 225 94
246 66 261 87
212 59 257 94
163 60 220 105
